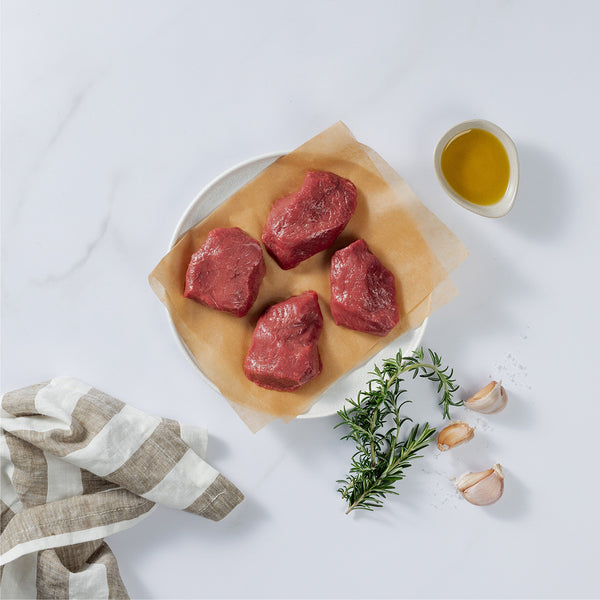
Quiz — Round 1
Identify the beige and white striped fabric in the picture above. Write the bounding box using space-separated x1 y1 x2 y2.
0 377 244 599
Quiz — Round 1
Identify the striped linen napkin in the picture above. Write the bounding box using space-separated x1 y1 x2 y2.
0 377 244 599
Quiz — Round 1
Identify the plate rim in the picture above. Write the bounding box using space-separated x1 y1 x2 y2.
169 151 285 248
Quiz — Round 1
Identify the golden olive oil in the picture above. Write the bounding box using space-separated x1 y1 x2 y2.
441 128 510 206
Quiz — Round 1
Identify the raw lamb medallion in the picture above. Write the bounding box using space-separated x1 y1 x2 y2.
184 227 266 317
262 171 357 270
330 239 399 337
244 291 323 391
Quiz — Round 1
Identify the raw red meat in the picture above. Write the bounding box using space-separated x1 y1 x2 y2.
184 227 266 317
262 171 357 270
244 291 323 391
330 239 399 337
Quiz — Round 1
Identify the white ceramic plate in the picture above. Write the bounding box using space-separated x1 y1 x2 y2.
169 153 427 418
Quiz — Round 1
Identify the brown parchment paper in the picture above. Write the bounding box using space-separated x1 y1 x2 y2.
149 122 468 431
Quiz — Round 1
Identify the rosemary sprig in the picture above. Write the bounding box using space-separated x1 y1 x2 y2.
390 347 461 420
336 347 461 514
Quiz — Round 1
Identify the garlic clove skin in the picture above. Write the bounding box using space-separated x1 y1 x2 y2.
437 421 475 451
465 380 507 414
456 463 504 506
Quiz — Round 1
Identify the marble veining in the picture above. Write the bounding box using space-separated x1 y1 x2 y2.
15 78 98 219
32 173 122 285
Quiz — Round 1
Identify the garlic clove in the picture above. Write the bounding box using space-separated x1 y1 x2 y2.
465 380 507 414
437 421 475 451
456 463 504 506
456 468 494 492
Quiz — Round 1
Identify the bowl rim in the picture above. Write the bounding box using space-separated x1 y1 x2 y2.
433 118 519 218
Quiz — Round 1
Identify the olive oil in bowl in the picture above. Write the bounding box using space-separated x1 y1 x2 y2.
434 120 519 218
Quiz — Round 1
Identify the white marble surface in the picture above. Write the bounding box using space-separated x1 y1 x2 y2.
2 1 600 598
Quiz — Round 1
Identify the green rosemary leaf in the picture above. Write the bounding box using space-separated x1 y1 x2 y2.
336 347 461 513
